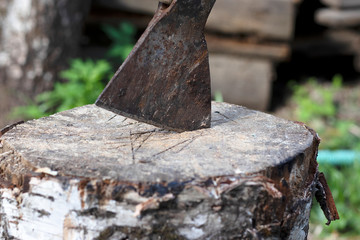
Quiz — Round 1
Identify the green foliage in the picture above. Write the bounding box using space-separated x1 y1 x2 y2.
311 162 360 237
12 59 112 119
321 120 360 151
290 74 341 123
290 75 360 150
214 91 224 102
11 103 47 120
102 22 136 61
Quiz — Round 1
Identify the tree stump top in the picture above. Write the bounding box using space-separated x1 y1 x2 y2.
2 102 314 182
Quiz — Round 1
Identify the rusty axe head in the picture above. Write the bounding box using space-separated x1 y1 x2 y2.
96 0 216 132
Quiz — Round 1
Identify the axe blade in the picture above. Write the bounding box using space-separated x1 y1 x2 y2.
96 0 216 132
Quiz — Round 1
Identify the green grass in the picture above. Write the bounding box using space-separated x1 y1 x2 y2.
311 162 360 237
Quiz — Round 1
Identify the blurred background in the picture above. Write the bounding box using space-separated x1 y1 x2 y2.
0 0 359 239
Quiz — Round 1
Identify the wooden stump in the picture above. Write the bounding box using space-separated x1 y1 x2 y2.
316 8 360 28
0 102 335 239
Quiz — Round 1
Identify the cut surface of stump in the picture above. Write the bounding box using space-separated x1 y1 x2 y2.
0 102 335 240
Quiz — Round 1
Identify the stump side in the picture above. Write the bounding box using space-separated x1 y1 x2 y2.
0 102 322 239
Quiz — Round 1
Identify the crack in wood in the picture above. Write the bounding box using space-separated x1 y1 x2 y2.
151 135 201 158
129 130 165 153
130 129 164 136
152 139 192 157
214 111 239 124
135 131 154 152
137 138 195 164
115 123 137 129
173 134 202 154
129 131 135 164
113 135 131 140
107 115 117 122
104 143 129 150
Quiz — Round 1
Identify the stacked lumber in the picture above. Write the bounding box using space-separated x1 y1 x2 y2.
315 0 360 71
317 0 360 27
91 0 299 110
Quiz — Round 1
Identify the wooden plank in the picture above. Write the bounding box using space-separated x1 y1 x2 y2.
206 0 295 40
316 8 360 27
92 0 296 40
87 12 291 62
326 30 360 53
321 0 360 8
0 103 334 239
210 55 273 111
293 30 360 57
206 35 291 61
